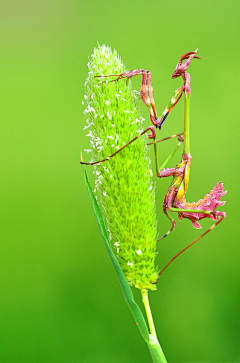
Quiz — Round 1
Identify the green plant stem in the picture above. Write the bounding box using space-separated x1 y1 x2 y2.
141 289 157 340
141 289 168 363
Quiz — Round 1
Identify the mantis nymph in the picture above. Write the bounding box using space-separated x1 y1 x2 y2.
81 50 226 283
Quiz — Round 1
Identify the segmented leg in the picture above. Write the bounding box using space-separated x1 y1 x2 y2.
152 212 226 284
81 129 184 167
147 132 184 146
96 70 184 129
157 210 176 241
149 133 184 178
80 126 156 165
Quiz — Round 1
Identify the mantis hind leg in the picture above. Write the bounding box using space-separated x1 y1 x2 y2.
80 126 156 165
152 212 226 284
152 135 184 178
81 129 184 167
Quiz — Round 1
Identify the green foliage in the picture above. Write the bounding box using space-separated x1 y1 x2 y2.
83 45 159 290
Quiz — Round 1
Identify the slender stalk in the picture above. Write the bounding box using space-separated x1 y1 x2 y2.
184 93 190 155
141 289 168 363
141 289 157 340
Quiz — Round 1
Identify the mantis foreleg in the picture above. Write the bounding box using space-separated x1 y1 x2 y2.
96 70 184 129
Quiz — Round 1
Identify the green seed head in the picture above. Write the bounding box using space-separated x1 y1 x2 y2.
83 45 159 290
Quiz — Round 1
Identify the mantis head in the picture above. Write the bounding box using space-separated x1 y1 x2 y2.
171 49 201 79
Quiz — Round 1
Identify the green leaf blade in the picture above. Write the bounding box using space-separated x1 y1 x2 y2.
84 169 168 362
84 169 149 342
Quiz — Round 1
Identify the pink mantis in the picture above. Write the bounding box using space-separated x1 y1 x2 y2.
81 50 226 283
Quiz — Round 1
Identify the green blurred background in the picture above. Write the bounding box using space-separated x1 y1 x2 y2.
1 1 239 362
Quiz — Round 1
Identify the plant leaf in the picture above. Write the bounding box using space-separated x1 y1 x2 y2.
84 169 149 341
84 169 167 363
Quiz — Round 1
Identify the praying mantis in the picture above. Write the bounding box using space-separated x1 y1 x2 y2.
81 50 226 283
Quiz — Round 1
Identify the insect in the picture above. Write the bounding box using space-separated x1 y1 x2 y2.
147 57 227 282
81 50 226 283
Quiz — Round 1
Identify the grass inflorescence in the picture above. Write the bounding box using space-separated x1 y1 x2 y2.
83 45 159 290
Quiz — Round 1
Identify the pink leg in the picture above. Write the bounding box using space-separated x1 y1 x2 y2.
97 70 158 126
80 126 156 165
152 212 226 284
96 70 184 129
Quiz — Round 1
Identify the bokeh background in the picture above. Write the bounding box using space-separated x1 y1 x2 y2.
1 1 239 362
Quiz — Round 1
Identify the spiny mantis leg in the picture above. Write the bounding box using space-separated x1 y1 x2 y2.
152 213 226 284
96 70 183 129
85 50 199 165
